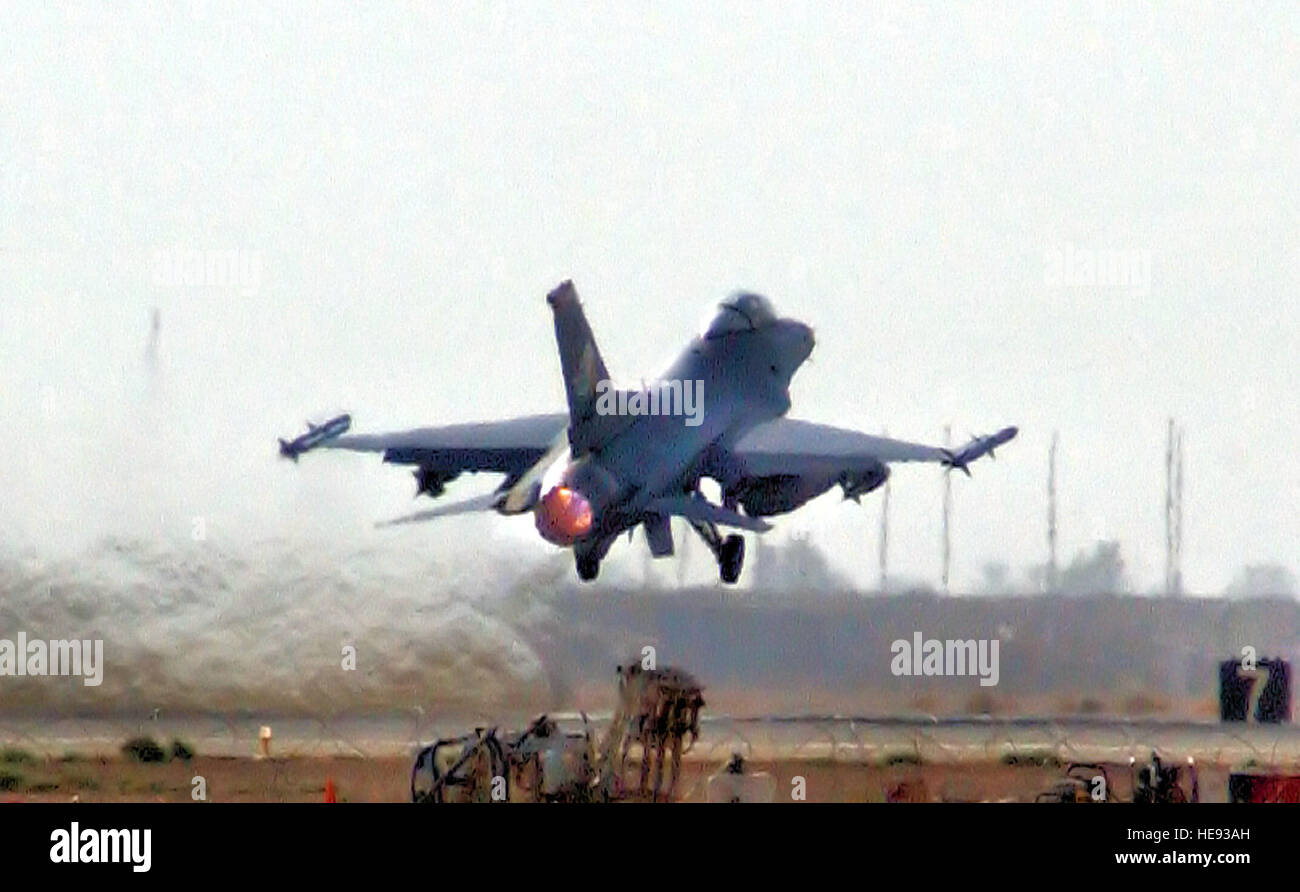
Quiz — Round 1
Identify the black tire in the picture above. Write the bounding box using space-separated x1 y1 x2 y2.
719 534 744 584
576 553 600 581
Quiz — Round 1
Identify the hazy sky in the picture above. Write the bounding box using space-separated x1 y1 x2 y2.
2 1 1297 593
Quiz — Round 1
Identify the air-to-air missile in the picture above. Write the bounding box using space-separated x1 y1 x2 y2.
941 426 1019 477
278 414 351 461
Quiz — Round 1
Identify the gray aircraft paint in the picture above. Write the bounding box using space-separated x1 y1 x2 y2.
581 305 811 513
277 282 1009 580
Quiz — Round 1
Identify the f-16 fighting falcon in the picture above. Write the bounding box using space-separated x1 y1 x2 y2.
277 282 1016 583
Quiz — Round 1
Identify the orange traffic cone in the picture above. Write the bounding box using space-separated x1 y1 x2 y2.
323 778 337 803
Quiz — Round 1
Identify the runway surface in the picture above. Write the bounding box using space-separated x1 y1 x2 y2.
6 713 1300 768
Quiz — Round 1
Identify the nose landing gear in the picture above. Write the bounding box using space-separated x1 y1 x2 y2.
720 535 745 584
576 552 600 581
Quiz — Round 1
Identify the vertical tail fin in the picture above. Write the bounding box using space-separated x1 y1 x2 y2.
547 280 620 455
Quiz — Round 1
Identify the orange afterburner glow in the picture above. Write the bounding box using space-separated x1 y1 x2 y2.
534 485 594 545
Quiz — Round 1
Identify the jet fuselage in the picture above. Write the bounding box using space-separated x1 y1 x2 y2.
533 304 814 557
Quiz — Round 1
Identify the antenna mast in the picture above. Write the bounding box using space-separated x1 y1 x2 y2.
1048 431 1058 594
879 428 890 593
942 424 952 594
1165 418 1185 596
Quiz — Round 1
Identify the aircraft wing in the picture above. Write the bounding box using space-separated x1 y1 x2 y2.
279 413 570 510
318 413 568 469
728 418 947 477
728 418 1016 478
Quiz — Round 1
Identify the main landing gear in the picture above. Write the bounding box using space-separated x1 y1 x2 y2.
573 520 746 585
688 518 745 584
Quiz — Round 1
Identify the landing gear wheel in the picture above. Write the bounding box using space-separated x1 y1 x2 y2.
719 534 744 584
576 553 600 581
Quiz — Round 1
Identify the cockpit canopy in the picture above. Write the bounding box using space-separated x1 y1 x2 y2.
702 292 778 339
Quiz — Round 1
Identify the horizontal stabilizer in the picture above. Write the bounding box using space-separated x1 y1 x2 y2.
375 491 503 527
647 494 772 533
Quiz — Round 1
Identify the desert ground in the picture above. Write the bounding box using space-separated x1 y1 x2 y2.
0 748 1242 804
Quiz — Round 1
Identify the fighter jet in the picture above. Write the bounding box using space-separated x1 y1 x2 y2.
277 282 1016 583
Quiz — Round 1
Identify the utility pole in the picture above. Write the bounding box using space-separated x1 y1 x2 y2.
1165 418 1185 596
676 519 689 589
1047 431 1058 594
144 307 160 369
1175 428 1184 595
1170 421 1180 600
942 424 952 594
879 429 890 594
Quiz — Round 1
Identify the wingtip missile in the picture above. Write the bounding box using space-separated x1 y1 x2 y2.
939 451 973 477
278 413 352 460
941 425 1018 475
